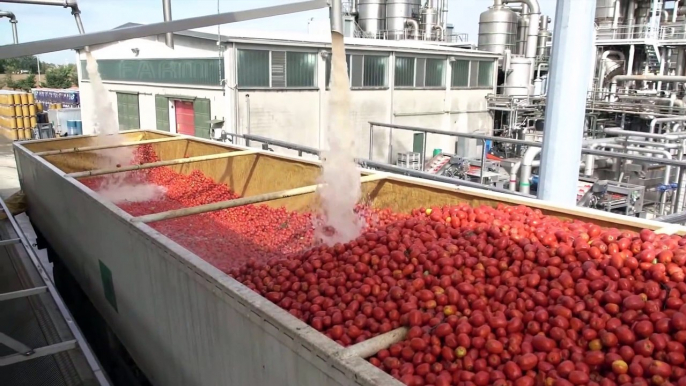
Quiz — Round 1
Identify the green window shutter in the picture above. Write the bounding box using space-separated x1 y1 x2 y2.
155 95 169 132
193 98 211 139
116 93 140 131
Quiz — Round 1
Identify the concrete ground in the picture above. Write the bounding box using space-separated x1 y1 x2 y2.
0 136 52 279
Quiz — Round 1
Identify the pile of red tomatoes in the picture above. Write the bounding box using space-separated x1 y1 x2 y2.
232 203 686 386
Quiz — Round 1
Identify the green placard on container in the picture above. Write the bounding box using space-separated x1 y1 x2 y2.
433 149 442 157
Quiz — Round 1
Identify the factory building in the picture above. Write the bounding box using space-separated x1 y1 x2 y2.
76 25 499 161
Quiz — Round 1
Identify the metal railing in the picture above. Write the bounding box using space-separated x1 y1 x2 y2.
595 22 686 42
352 28 468 43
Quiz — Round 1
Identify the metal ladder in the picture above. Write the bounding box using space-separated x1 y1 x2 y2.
644 0 664 70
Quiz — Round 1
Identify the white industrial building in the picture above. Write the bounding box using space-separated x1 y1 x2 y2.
76 24 499 160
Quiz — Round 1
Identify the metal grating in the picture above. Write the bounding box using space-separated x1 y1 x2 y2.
0 200 109 385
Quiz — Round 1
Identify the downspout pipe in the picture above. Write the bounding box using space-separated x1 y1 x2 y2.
330 0 344 35
0 0 84 34
519 146 541 195
509 161 521 192
406 19 419 40
162 0 173 48
0 10 18 44
432 25 444 41
504 0 540 58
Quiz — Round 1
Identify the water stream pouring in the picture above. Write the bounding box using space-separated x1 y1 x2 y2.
315 0 364 244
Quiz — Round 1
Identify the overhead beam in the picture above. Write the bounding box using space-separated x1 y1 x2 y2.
0 0 329 59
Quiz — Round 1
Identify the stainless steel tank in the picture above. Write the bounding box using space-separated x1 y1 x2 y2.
386 0 421 40
358 0 386 38
537 15 550 57
420 6 439 40
516 4 529 56
634 2 651 38
595 0 623 27
478 5 518 54
503 57 533 96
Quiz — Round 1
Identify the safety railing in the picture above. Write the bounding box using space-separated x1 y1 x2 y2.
595 22 686 42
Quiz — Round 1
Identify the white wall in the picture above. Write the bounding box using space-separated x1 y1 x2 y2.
77 35 227 135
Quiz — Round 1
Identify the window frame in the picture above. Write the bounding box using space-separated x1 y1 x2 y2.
326 52 390 90
236 47 318 90
392 55 448 89
475 60 496 89
450 59 471 89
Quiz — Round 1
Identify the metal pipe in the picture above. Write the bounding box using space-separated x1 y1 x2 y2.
617 95 685 107
537 15 549 57
132 174 386 223
432 25 444 41
584 143 602 177
0 0 84 34
612 0 621 29
598 50 626 89
604 127 686 141
620 139 680 149
610 75 686 96
676 140 686 212
405 19 419 40
68 150 257 178
509 161 521 191
162 0 174 48
519 146 541 195
350 0 357 14
341 327 408 359
537 0 595 205
650 116 686 134
504 0 540 58
330 0 344 35
0 0 328 59
0 10 18 43
674 0 681 23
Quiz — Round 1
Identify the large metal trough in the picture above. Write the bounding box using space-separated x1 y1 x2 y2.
13 130 686 386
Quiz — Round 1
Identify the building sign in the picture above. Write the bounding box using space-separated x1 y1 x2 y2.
81 58 224 87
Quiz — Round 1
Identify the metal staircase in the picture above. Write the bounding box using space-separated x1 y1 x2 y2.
644 0 664 70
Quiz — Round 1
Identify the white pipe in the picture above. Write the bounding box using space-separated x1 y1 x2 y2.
509 161 521 191
162 0 174 48
650 116 686 134
519 146 541 194
605 127 686 141
1 0 84 34
617 95 685 107
674 0 681 23
405 19 419 40
0 11 18 44
585 143 602 176
432 25 444 41
612 0 621 29
504 0 540 58
598 50 626 89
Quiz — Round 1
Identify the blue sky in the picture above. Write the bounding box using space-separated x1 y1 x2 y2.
0 0 557 64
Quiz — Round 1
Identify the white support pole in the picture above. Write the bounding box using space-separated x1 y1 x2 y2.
537 0 597 205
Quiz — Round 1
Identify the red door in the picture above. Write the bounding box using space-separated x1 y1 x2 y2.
174 100 195 136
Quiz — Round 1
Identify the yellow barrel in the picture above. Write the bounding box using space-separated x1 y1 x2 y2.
29 104 36 115
17 128 24 140
16 117 23 128
14 105 22 116
9 117 16 129
19 93 28 105
23 117 30 128
9 129 18 141
24 128 32 139
0 95 7 104
12 94 21 104
36 103 43 113
29 116 37 127
21 105 29 116
27 93 34 104
55 103 62 109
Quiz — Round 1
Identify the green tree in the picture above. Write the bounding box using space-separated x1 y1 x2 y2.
6 74 35 92
42 65 76 88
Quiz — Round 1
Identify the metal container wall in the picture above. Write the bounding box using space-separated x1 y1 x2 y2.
420 7 438 40
15 133 397 386
385 0 420 40
17 132 683 386
358 0 386 37
595 0 621 25
516 5 529 56
478 6 518 54
503 57 533 96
